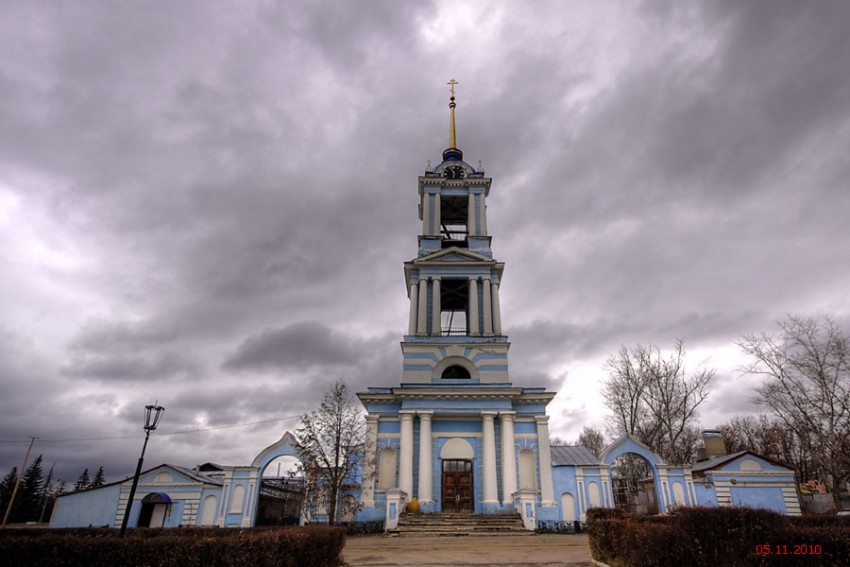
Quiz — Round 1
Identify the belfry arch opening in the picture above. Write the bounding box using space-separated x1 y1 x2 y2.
440 196 468 248
440 279 469 336
441 365 470 379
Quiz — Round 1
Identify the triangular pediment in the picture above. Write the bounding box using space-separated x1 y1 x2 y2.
135 464 208 486
692 451 791 473
413 248 490 264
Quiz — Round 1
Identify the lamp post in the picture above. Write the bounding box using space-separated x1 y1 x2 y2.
119 404 165 537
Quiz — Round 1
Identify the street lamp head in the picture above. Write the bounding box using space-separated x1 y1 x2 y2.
144 404 165 433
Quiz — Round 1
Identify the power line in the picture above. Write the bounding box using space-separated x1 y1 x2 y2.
0 414 301 444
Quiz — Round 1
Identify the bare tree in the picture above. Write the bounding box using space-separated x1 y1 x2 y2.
602 341 714 463
739 315 850 506
718 414 816 486
576 426 607 458
296 379 365 524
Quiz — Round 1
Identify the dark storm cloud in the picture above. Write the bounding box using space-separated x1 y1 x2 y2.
2 0 850 480
224 322 399 394
225 321 363 371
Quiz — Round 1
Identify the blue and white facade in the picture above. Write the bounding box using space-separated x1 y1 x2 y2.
50 104 801 530
691 450 801 514
51 432 306 528
355 141 560 530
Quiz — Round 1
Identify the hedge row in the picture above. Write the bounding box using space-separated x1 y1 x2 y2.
0 525 345 567
586 507 850 567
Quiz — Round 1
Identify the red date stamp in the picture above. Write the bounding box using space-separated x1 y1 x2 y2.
755 544 822 555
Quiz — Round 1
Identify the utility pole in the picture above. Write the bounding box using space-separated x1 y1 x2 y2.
2 436 36 528
38 463 56 524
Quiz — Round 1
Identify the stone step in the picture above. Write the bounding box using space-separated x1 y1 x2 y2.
390 513 531 537
400 517 522 523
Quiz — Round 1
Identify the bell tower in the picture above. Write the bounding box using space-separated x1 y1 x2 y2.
357 83 557 521
402 80 509 384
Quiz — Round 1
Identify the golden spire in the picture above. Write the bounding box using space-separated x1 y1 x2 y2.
447 79 459 149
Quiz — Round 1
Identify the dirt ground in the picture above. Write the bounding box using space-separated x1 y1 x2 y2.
341 533 593 567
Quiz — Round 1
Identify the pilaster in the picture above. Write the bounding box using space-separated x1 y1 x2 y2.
408 281 418 335
416 278 428 335
482 412 499 504
491 281 502 335
430 278 441 336
467 193 476 236
535 415 556 507
482 276 493 336
361 415 379 508
468 278 479 336
433 192 441 237
417 412 433 503
500 412 517 505
422 192 431 236
399 411 415 497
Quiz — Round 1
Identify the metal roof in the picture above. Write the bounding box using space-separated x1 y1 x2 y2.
551 445 599 466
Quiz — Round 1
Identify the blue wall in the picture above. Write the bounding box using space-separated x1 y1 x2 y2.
731 486 787 514
50 484 122 528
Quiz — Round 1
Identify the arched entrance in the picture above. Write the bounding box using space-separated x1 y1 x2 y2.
600 435 665 515
250 432 306 526
610 453 657 514
440 438 474 513
137 493 171 527
257 455 304 526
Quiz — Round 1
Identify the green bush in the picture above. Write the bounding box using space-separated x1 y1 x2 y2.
0 526 345 567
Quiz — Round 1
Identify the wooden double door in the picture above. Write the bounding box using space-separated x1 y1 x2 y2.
441 459 473 513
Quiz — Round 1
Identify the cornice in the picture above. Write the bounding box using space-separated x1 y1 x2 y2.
358 388 555 404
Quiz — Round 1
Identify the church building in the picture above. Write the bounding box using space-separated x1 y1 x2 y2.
49 84 801 531
354 82 562 529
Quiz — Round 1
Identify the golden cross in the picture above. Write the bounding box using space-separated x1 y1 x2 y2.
447 79 459 97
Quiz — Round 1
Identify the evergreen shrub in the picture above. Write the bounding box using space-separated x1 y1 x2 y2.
0 525 345 567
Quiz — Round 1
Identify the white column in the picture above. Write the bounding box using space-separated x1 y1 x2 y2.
482 412 499 504
482 276 493 336
535 416 556 506
417 412 433 503
422 192 431 236
480 194 488 235
491 280 502 335
408 281 418 335
467 193 476 236
361 415 379 507
433 192 441 237
468 278 479 336
431 277 441 336
417 278 428 335
399 412 415 498
500 412 517 505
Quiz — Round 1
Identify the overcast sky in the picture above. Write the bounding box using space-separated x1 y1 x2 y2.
2 0 849 485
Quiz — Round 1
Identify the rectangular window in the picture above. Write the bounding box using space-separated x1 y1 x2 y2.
440 279 468 336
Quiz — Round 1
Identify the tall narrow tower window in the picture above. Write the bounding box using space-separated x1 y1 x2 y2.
440 196 468 248
440 279 468 336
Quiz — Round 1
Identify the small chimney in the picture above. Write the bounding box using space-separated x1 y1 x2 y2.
697 429 727 461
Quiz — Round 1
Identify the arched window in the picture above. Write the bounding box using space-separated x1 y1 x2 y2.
442 365 470 379
340 495 357 523
561 493 576 523
229 484 245 513
199 495 218 526
673 482 686 506
587 481 601 507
